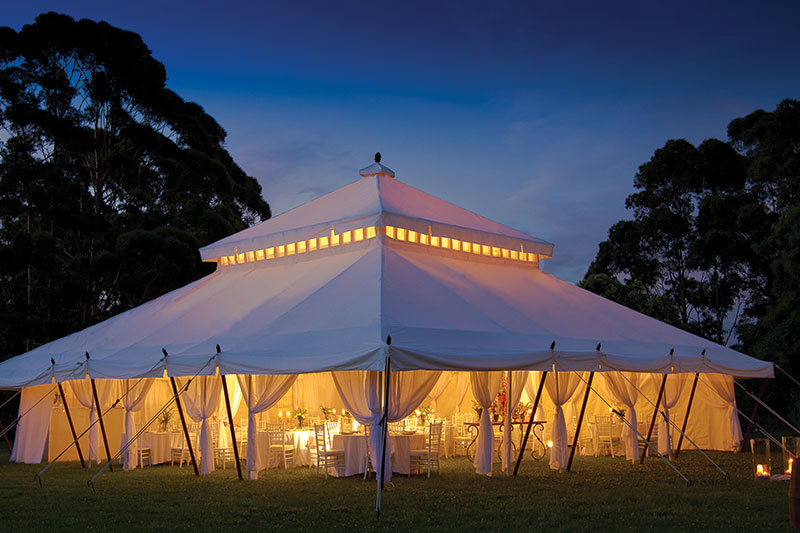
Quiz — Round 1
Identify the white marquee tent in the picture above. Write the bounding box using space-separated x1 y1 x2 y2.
1 157 773 480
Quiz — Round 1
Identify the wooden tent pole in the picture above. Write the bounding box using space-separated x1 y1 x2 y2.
640 373 667 464
58 382 85 468
513 370 548 476
377 339 391 519
567 372 594 472
220 374 243 480
674 373 699 459
89 377 113 471
170 376 199 476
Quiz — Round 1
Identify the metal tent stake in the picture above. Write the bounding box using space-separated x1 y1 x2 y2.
640 373 667 464
567 372 594 472
513 370 548 476
674 373 699 459
170 376 199 476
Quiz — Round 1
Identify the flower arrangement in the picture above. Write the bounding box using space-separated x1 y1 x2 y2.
159 407 174 431
472 400 483 418
489 377 507 422
416 405 433 426
293 407 308 428
320 406 335 421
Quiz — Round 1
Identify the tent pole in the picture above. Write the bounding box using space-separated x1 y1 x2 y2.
58 381 85 468
221 374 243 480
170 376 199 476
505 370 512 476
377 348 391 519
740 378 769 449
674 373 699 459
640 374 667 464
567 372 594 472
513 370 547 476
89 376 113 471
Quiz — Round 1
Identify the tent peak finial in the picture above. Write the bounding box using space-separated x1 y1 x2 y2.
375 152 381 163
359 156 395 179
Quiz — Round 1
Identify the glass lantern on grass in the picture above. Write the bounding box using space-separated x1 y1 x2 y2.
750 438 771 478
782 436 800 475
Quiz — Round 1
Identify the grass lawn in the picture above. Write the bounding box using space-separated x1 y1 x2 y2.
0 445 792 531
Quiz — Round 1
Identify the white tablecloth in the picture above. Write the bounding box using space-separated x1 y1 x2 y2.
331 433 426 477
120 432 183 466
252 430 314 471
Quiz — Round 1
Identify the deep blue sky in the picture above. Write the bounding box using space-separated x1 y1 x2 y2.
5 1 800 281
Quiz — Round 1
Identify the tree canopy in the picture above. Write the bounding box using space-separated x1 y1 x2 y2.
0 12 271 360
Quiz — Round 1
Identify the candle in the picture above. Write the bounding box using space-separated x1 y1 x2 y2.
787 458 794 474
756 464 769 477
278 411 283 419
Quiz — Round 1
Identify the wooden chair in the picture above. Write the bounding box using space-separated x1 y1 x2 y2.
138 447 152 468
267 422 294 469
170 425 198 467
314 423 344 479
410 421 443 477
362 424 374 480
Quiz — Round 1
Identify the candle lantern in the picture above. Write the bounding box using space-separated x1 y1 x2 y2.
782 436 800 475
750 438 771 478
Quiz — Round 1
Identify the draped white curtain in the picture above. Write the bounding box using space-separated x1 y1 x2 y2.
602 372 641 463
656 373 687 458
121 378 154 470
428 372 452 413
179 375 222 475
218 376 242 423
10 384 52 464
69 379 118 464
333 371 385 480
702 374 742 451
544 372 581 471
470 371 503 476
237 374 297 479
454 372 471 412
501 371 528 473
525 371 547 441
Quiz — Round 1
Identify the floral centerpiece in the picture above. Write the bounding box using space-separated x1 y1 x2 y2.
472 400 483 419
416 405 433 426
293 407 308 428
159 407 174 431
489 377 507 422
320 406 335 421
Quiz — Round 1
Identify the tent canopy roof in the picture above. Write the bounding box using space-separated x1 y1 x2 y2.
0 162 773 388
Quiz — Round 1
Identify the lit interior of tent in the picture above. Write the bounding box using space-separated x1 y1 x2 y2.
2 156 771 479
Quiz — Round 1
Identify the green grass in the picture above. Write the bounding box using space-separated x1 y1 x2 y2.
0 447 792 531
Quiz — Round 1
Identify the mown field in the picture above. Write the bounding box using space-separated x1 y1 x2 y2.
0 445 792 531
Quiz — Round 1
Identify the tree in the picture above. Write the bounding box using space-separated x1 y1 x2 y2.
0 13 271 359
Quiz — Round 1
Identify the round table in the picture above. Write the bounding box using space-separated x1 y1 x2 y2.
120 431 183 466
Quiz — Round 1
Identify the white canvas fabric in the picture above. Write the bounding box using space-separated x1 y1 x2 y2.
10 384 52 464
69 378 118 464
427 372 452 413
545 372 582 470
700 374 743 451
178 376 222 475
332 371 386 480
470 371 503 476
602 372 642 463
237 374 297 479
121 378 154 470
501 371 528 473
656 373 688 457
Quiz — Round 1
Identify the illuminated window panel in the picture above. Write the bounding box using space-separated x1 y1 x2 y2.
481 245 490 256
246 251 255 262
266 248 275 259
472 243 481 255
501 248 509 259
256 249 265 261
342 231 352 244
397 228 407 241
448 238 457 250
491 247 500 257
228 255 236 264
511 250 519 260
367 226 377 239
308 239 317 251
319 236 329 249
298 241 307 253
221 257 229 266
237 252 245 263
408 230 418 243
431 236 440 247
354 228 364 241
385 226 396 239
276 245 285 258
287 243 296 255
331 232 340 246
420 233 429 245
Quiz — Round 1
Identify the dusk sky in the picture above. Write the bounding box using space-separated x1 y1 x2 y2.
5 1 800 282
